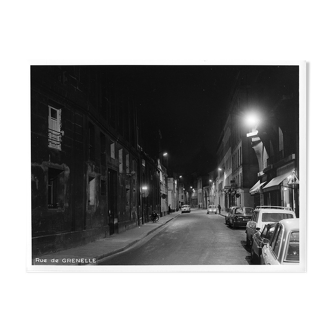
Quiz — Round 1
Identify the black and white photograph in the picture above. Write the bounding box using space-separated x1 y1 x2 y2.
30 63 305 271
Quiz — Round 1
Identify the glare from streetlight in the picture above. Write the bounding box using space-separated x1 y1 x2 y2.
218 167 222 171
142 186 148 190
245 113 260 128
163 152 168 156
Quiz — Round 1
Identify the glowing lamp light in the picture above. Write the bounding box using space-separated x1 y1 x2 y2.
245 113 260 127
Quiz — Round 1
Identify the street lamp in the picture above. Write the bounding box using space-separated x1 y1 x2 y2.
245 113 260 127
162 152 169 169
141 186 148 225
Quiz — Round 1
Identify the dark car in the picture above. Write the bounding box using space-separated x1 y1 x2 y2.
225 206 239 225
229 207 253 228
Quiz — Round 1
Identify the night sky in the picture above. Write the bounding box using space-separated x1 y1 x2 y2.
27 59 304 182
110 65 241 178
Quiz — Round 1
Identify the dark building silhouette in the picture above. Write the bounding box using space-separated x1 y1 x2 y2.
31 66 161 256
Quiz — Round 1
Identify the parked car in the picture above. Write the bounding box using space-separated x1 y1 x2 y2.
261 218 299 265
207 205 217 214
229 206 253 228
245 206 295 247
225 206 240 225
250 222 277 264
181 205 191 213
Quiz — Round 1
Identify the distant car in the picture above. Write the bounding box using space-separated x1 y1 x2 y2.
261 218 299 265
207 205 217 214
225 206 240 225
229 206 253 228
181 205 191 213
245 206 295 247
250 222 277 264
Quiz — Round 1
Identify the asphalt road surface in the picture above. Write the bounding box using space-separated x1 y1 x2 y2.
99 209 251 265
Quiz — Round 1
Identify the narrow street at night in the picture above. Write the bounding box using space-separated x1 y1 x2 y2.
99 209 250 265
24 58 307 273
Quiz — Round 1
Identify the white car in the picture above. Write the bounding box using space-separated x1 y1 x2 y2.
207 205 217 214
261 218 299 265
181 205 191 213
245 206 295 247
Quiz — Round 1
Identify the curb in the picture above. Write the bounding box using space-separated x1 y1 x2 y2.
95 214 178 263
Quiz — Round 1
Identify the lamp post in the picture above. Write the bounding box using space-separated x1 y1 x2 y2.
163 152 168 169
141 186 148 224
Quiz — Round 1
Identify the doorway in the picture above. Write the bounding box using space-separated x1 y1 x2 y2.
107 169 117 235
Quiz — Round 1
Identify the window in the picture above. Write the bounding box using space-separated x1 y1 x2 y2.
48 167 64 208
48 106 62 150
273 226 283 257
285 231 299 262
88 176 96 207
262 213 294 222
110 142 115 159
279 127 284 152
236 208 243 214
261 225 269 238
244 207 253 214
266 226 276 240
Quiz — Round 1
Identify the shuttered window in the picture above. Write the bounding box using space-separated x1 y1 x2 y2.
48 106 62 150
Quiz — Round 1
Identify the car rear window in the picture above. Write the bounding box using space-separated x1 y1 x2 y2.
244 207 253 214
285 231 299 262
262 213 294 222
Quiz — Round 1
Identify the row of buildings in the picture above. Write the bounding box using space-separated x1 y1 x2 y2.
194 66 300 215
31 65 300 256
31 66 173 256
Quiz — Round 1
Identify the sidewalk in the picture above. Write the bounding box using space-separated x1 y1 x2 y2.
32 211 181 265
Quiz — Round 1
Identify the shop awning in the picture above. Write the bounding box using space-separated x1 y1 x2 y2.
263 171 293 192
249 181 266 195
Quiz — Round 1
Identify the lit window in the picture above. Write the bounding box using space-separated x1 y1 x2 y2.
88 176 96 207
110 142 115 159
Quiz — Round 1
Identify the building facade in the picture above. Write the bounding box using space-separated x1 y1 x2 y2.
31 66 161 256
215 112 257 211
245 67 300 215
